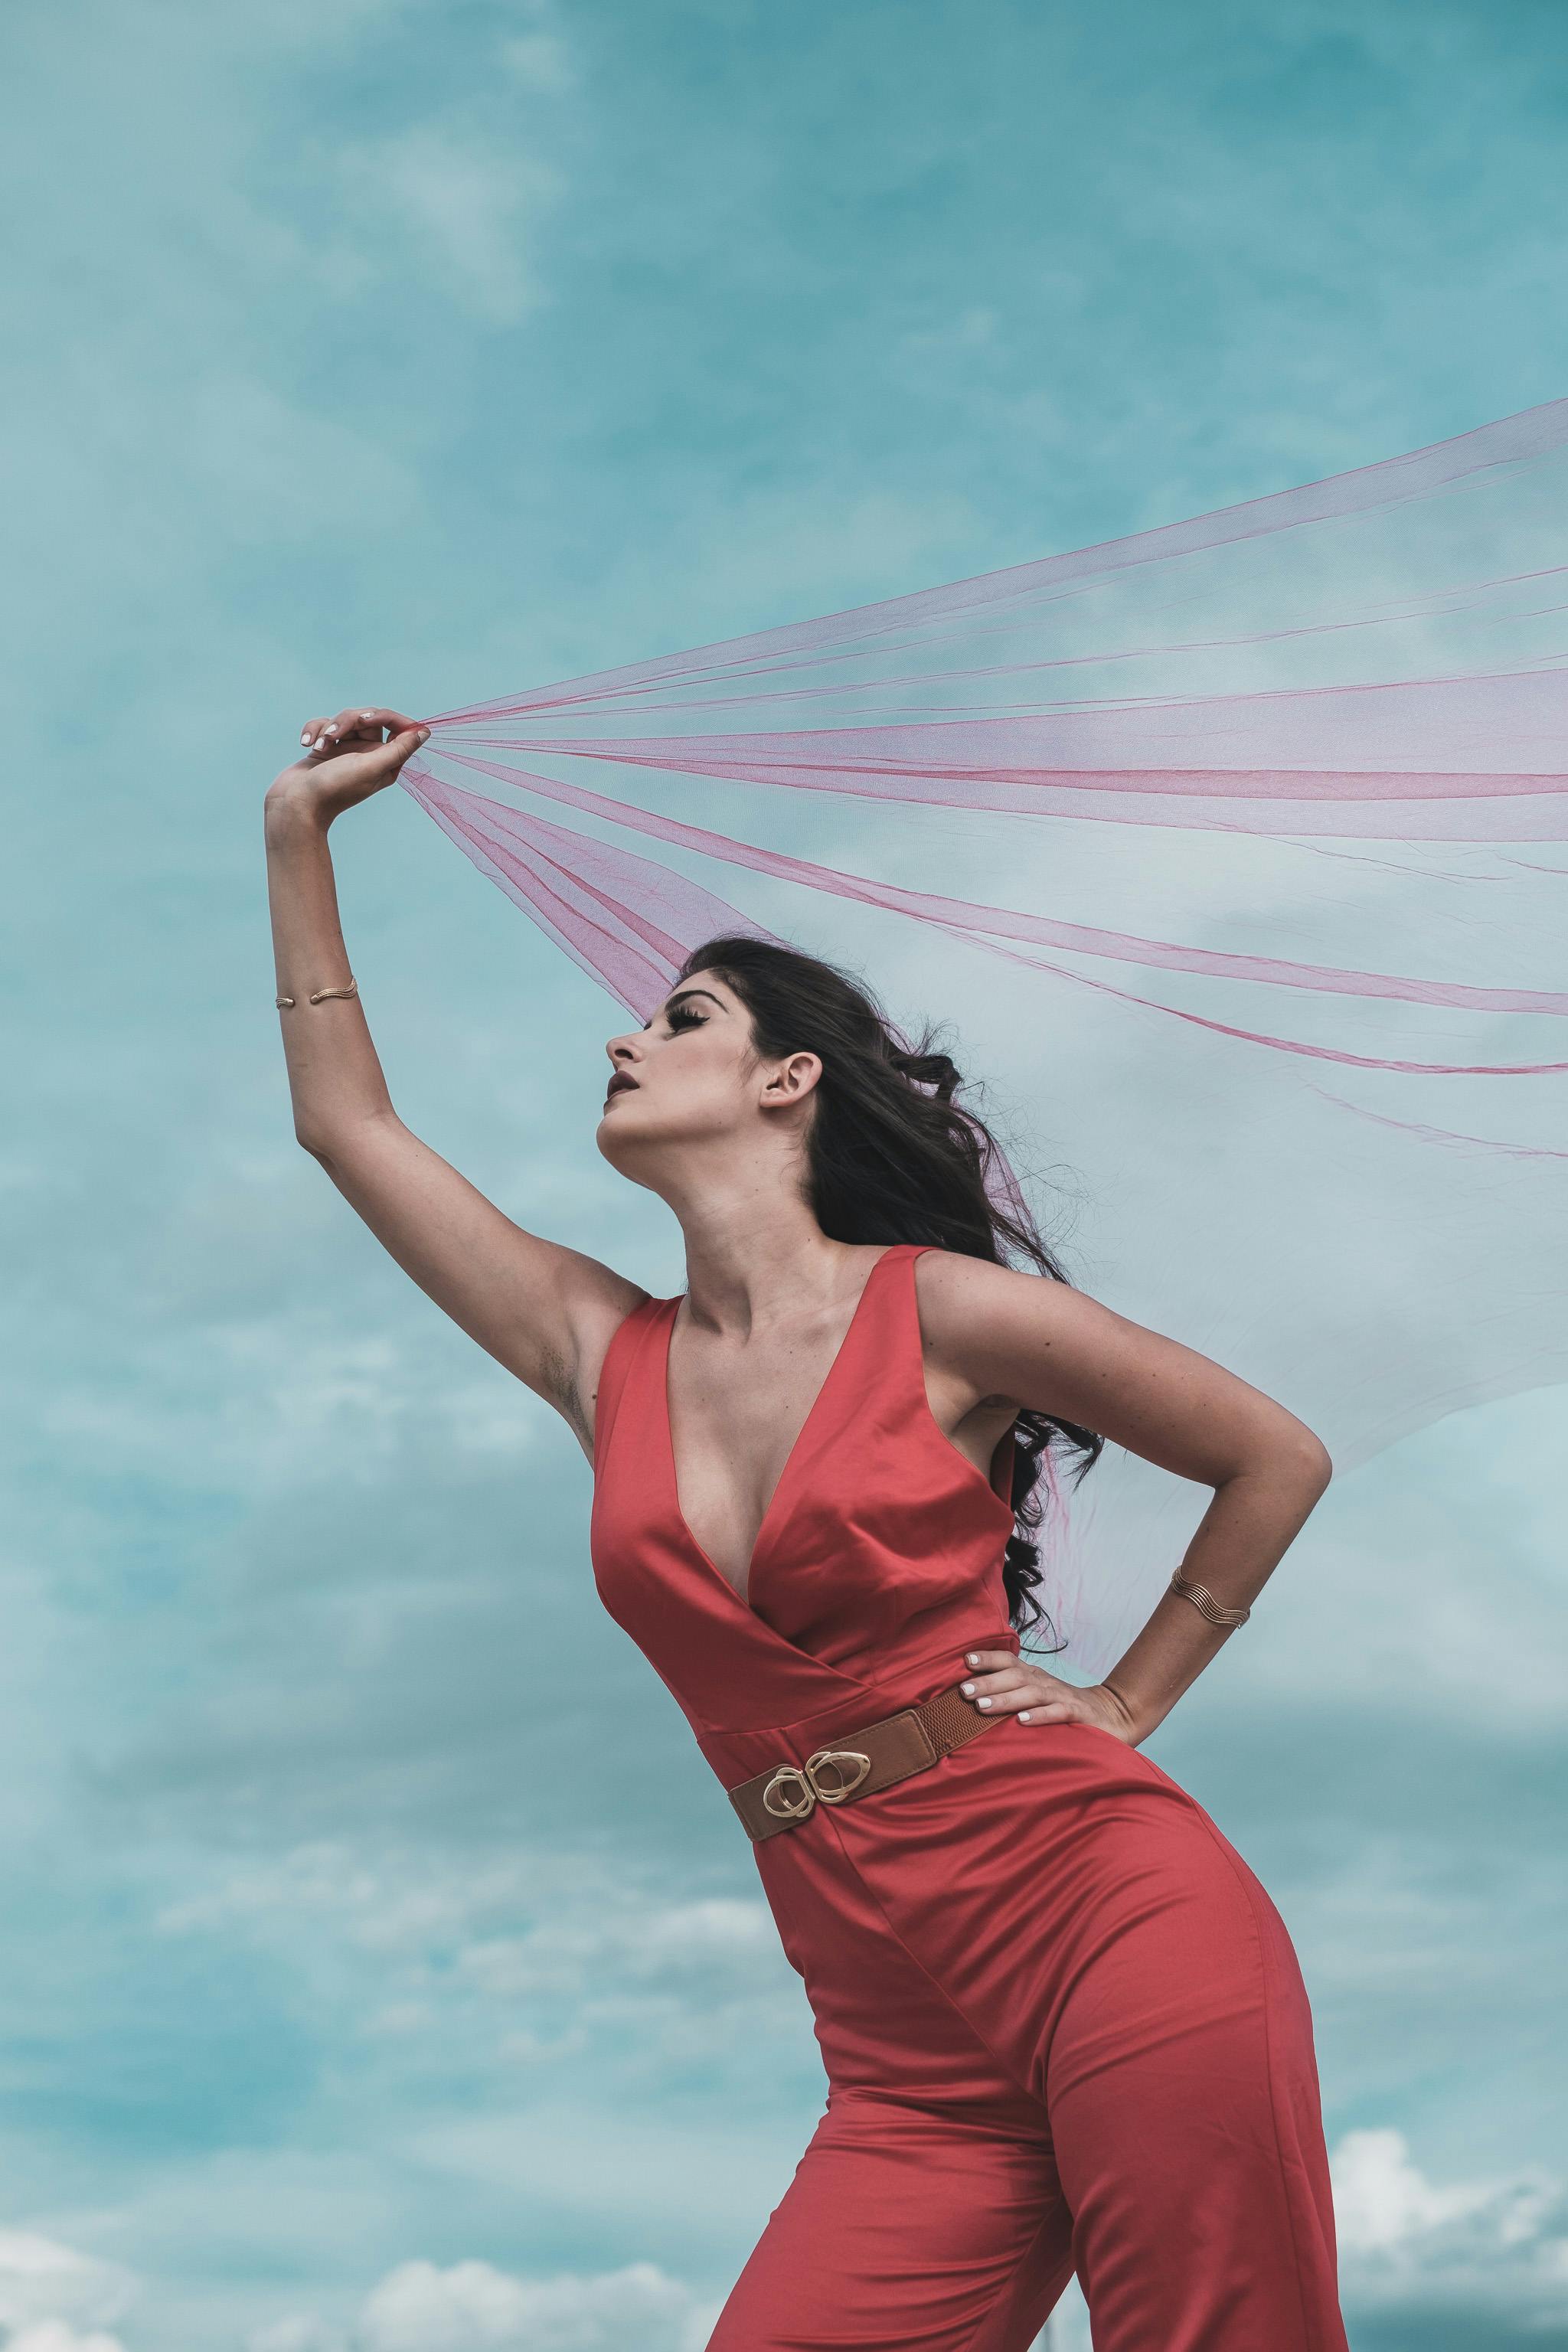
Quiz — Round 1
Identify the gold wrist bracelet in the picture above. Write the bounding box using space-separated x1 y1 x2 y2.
276 977 358 1010
1169 1570 1251 1628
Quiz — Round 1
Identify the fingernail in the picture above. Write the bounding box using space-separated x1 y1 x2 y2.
960 1682 975 1697
966 1652 979 1666
300 733 310 746
1019 1711 1031 1723
977 1697 991 1710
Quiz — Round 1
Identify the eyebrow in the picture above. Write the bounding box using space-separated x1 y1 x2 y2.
642 985 727 1031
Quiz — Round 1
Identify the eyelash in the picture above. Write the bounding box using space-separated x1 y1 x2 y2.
667 1004 706 1032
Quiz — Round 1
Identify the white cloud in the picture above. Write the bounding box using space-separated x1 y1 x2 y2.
158 1843 778 1992
335 129 565 325
155 1838 795 2074
249 2254 726 2352
1336 2126 1504 2250
456 1896 776 2001
355 2256 714 2352
1331 2127 1568 2321
247 2317 348 2352
157 1841 567 1951
6 2330 128 2352
0 2229 138 2349
501 34 575 94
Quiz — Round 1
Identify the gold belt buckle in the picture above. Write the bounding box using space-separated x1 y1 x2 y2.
761 1746 873 1822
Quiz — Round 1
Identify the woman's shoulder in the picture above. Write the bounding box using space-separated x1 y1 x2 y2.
579 1274 665 1372
907 1246 1063 1369
526 1260 662 1469
907 1243 1039 1311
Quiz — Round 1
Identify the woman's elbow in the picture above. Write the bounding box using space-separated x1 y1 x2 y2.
293 1122 336 1167
1288 1426 1334 1498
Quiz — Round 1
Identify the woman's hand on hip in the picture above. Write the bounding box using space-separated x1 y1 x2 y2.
956 1649 1147 1746
267 705 430 830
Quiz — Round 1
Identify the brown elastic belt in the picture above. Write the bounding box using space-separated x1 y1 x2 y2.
727 1684 1003 1843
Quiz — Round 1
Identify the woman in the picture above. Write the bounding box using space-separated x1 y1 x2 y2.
267 707 1350 2352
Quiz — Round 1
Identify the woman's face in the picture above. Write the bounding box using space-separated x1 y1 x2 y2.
597 971 817 1178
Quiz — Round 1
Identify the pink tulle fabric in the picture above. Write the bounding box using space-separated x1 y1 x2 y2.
402 397 1567 1674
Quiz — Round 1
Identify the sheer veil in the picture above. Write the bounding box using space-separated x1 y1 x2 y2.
400 397 1567 1676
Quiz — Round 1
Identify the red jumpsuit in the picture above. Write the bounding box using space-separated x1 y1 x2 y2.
590 1242 1350 2351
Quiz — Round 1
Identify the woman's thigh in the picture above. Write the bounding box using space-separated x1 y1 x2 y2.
1046 1790 1350 2352
705 2090 1074 2352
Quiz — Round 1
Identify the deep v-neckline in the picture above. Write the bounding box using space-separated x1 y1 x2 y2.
660 1244 903 1614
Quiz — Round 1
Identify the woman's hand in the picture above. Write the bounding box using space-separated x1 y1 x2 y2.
954 1648 1148 1746
267 705 431 828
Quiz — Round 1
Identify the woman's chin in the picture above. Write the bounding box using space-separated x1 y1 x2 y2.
594 1116 639 1168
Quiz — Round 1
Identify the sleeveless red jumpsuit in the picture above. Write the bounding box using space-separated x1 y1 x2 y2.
590 1242 1350 2351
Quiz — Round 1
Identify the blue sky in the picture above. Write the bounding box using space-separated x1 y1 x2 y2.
5 2 1567 2347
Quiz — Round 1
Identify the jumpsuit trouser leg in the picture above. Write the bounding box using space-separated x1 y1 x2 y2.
706 1736 1348 2352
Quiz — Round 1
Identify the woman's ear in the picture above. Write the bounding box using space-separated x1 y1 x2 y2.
760 1050 823 1110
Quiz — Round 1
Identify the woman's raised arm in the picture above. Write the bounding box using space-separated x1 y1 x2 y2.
264 705 648 1457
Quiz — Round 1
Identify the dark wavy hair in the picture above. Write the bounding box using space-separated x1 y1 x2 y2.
673 933 1104 1652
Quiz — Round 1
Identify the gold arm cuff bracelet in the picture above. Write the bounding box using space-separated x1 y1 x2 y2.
276 978 359 1010
1169 1570 1252 1628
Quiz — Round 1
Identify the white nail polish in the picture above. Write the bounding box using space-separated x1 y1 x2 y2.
1019 1712 1031 1723
978 1697 991 1710
960 1682 974 1697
